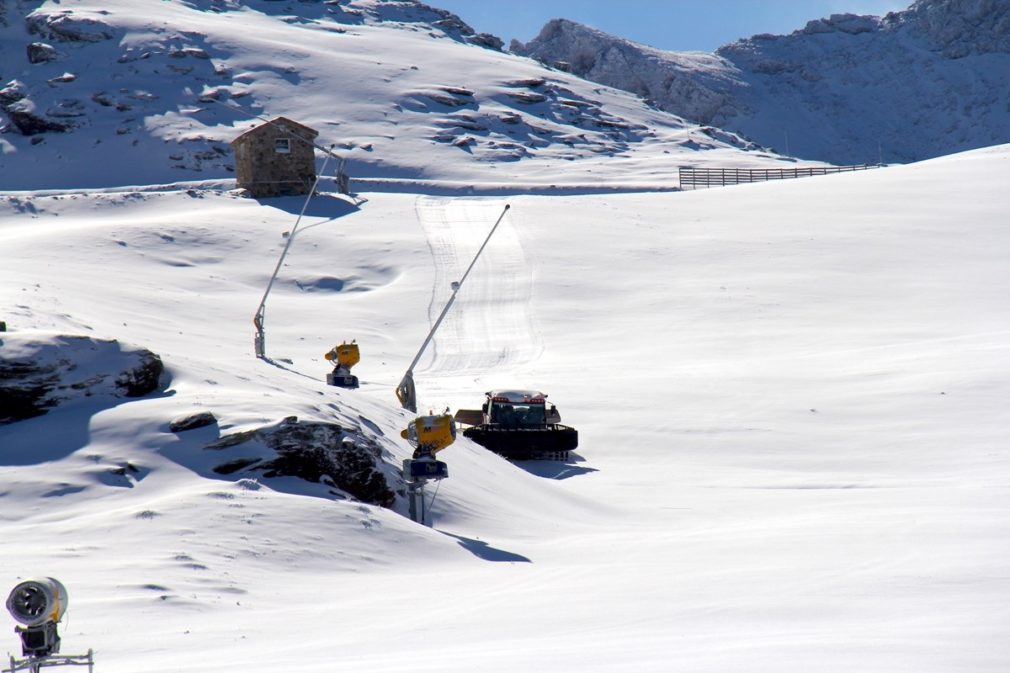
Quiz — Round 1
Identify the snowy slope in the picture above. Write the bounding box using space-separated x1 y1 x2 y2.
0 0 797 192
514 0 1010 165
3 141 1010 670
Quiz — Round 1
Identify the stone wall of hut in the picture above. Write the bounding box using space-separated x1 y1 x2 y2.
233 123 317 198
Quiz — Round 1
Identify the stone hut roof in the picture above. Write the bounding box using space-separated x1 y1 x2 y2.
232 116 319 147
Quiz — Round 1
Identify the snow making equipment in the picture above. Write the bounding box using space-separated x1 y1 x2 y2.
401 411 455 525
324 341 360 388
5 578 93 673
455 390 578 461
251 145 337 361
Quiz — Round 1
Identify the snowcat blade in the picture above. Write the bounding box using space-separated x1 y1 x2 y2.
463 425 578 460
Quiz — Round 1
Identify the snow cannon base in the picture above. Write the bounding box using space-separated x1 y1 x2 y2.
403 457 449 481
326 371 359 388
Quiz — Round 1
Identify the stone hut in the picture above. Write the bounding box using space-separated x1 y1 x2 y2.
231 117 319 198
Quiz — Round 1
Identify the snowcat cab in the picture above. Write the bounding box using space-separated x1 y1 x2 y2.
455 390 578 461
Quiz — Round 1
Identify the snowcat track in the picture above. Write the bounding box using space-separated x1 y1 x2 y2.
463 425 578 461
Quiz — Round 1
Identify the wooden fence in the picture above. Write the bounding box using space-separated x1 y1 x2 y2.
679 165 878 190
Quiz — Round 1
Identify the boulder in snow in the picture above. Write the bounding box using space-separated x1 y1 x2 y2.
170 411 218 433
0 333 165 425
206 417 396 507
27 42 59 64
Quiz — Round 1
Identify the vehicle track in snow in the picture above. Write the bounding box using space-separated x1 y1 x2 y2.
415 197 542 377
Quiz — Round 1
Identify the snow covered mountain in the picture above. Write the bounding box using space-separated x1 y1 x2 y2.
2 2 1010 672
513 0 1010 165
0 0 796 192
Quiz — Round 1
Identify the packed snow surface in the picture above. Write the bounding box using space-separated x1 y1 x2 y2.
3 143 1009 672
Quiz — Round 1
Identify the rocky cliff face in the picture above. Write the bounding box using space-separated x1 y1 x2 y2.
513 0 1010 164
901 0 1010 57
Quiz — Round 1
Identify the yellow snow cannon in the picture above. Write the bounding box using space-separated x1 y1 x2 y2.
401 412 456 457
401 411 455 481
324 341 359 388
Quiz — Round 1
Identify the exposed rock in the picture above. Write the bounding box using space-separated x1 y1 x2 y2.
46 73 77 85
801 13 881 36
26 11 115 43
169 411 218 433
439 85 474 97
115 350 164 397
0 80 28 106
27 42 59 64
472 32 503 50
901 0 1010 58
0 333 165 425
513 19 737 125
169 46 210 59
206 417 396 507
506 90 547 104
417 91 471 107
5 99 70 134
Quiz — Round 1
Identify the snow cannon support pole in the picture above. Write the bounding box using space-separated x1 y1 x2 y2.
252 148 335 359
407 478 427 526
396 203 511 411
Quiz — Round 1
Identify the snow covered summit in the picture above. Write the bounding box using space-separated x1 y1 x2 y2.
513 0 1010 164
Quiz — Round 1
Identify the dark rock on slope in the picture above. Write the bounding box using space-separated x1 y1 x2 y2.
0 333 164 424
207 416 397 508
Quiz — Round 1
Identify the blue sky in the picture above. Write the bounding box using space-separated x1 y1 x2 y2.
434 0 912 52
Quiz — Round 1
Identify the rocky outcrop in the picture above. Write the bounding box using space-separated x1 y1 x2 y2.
206 417 397 508
900 0 1010 57
513 19 743 126
4 97 70 134
0 80 28 106
0 333 165 424
25 10 116 43
381 1 503 50
170 411 218 433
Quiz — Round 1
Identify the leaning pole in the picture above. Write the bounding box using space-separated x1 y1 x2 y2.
395 203 511 412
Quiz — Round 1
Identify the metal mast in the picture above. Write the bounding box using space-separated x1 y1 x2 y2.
396 203 511 411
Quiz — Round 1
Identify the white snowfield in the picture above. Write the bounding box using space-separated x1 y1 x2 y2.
0 0 1008 671
1 143 1008 672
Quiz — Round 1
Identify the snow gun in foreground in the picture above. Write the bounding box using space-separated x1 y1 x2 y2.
454 390 578 461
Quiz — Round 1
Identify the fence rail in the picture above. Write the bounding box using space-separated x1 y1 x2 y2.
679 165 878 190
